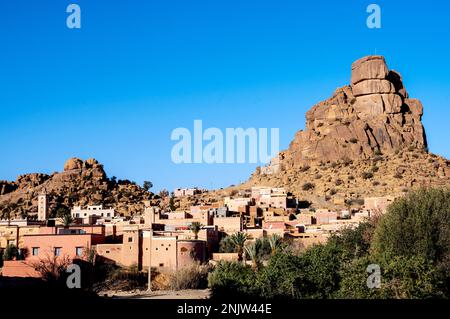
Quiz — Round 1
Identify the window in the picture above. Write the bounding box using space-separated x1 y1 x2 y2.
54 247 62 256
75 247 83 257
159 263 164 267
128 237 133 242
32 247 39 256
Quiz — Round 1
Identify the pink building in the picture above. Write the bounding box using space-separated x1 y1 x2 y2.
2 231 105 278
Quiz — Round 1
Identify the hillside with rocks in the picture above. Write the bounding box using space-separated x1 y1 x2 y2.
243 56 450 208
0 158 159 218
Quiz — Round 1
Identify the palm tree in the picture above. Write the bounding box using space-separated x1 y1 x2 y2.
189 222 203 240
268 234 283 255
244 240 261 271
230 232 248 261
60 214 74 227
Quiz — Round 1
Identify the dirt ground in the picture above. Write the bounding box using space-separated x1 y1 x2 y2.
100 289 211 299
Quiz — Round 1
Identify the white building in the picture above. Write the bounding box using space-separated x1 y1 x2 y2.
174 188 202 197
71 205 116 224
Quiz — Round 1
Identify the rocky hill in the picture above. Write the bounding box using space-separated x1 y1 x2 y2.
244 56 450 208
0 158 159 218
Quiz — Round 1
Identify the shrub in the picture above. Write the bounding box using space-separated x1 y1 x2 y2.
219 236 235 253
342 157 353 166
208 261 257 299
169 262 210 290
299 165 310 172
372 181 380 186
349 138 358 144
302 183 315 191
374 149 382 156
335 179 344 186
2 244 18 261
314 174 322 180
104 264 148 291
373 155 383 162
394 172 403 179
329 188 337 196
346 198 365 206
361 172 374 179
348 175 355 180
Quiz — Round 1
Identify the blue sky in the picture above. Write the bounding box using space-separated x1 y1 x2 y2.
1 0 449 192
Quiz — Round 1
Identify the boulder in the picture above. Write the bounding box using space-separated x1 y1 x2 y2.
64 158 83 171
351 56 389 85
283 55 428 164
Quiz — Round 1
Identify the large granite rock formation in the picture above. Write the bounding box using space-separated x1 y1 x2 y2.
246 56 449 207
0 158 159 218
285 55 427 167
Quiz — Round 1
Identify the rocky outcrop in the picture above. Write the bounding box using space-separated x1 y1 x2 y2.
64 158 83 171
284 55 427 168
0 181 17 196
0 158 160 218
246 56 449 207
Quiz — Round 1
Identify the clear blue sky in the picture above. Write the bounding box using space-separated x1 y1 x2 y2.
1 0 449 192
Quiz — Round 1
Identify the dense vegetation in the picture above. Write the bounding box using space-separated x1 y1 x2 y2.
208 188 450 299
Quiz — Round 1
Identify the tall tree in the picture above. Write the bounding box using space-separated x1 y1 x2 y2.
230 232 248 261
143 181 153 192
189 222 203 240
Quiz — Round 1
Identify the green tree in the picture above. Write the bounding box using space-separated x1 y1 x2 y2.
55 207 70 219
189 222 203 240
60 214 74 227
244 240 261 271
3 244 18 261
208 261 257 299
267 234 283 256
219 236 235 253
169 194 176 211
143 181 153 192
229 232 249 261
372 188 450 263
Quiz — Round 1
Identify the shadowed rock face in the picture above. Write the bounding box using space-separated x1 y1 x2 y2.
285 55 427 167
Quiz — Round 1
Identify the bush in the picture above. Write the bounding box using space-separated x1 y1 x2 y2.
2 244 18 261
335 179 344 186
394 172 403 179
169 262 210 290
208 261 257 299
219 236 235 253
361 171 374 179
299 165 310 172
105 264 147 291
302 183 315 191
349 138 358 144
